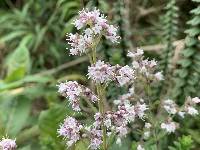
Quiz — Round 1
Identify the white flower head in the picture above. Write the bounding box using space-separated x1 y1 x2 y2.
137 144 145 150
144 131 150 139
88 60 115 83
163 99 177 114
191 97 200 104
161 121 177 133
0 138 17 150
186 106 199 116
144 123 151 129
154 72 164 80
116 65 135 86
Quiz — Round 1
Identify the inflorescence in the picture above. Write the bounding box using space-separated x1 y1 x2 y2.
56 8 200 150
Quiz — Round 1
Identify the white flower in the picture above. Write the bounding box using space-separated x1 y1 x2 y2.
191 97 200 104
144 131 150 139
105 25 120 43
92 24 102 34
88 60 114 83
144 123 151 129
116 138 122 145
137 144 145 150
149 60 157 68
163 99 177 114
135 103 148 119
178 111 185 118
116 65 135 86
0 138 17 150
89 128 103 150
127 48 144 58
116 126 128 137
132 61 140 69
57 81 82 111
104 118 112 128
187 106 199 116
72 8 120 43
57 81 98 111
161 121 176 133
154 72 164 80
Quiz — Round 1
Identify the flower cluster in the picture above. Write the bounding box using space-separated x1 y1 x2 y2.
163 99 177 114
58 7 200 150
160 97 200 133
143 123 151 139
88 60 135 86
161 119 177 133
88 60 115 84
92 102 148 141
67 8 120 55
128 48 163 81
74 8 120 42
57 81 98 111
87 127 103 149
0 138 17 150
57 117 83 147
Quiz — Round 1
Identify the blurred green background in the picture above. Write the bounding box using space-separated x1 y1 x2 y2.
0 0 199 149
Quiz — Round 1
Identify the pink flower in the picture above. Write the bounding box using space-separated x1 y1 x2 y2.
116 65 135 86
0 138 17 150
88 128 103 150
88 60 115 83
58 117 83 147
191 97 200 104
57 81 98 111
161 120 177 133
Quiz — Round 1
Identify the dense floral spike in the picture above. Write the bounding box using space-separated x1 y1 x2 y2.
57 117 83 147
67 8 120 56
57 81 98 111
0 138 17 150
74 8 120 42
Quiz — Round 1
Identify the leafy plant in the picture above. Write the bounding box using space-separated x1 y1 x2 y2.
173 0 200 100
168 135 193 150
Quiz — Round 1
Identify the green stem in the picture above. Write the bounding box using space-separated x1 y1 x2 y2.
97 84 107 150
146 80 159 150
90 34 107 150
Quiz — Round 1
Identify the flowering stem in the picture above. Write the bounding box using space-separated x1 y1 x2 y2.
97 84 107 150
90 40 107 150
145 80 159 150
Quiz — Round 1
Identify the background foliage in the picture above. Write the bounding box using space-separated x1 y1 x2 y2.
0 0 199 149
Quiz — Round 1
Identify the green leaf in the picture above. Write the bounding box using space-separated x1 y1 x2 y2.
187 16 200 26
177 59 192 68
75 139 89 150
38 104 71 138
185 27 200 37
185 36 197 46
0 30 26 43
180 48 195 57
5 35 32 82
5 97 32 136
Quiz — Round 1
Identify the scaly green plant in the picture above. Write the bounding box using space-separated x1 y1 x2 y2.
173 0 200 101
160 0 179 75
